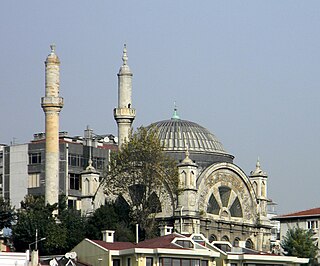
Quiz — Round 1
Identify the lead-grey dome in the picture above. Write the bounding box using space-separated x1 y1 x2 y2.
149 119 227 154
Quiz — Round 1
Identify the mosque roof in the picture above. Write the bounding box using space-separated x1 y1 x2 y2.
148 108 227 155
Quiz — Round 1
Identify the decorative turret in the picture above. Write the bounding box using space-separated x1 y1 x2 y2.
175 148 200 234
250 157 269 223
114 44 136 149
41 44 64 211
250 157 268 200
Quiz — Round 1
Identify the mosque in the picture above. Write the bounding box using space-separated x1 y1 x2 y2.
0 45 272 253
113 45 272 252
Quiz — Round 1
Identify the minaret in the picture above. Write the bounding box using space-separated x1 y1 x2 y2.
114 44 136 149
41 44 64 209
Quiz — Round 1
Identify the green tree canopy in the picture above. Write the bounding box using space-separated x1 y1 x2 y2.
0 197 15 229
12 195 87 255
281 227 318 264
102 126 179 239
86 201 134 242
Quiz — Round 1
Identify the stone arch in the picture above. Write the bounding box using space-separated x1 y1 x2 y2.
253 181 258 195
181 170 187 186
221 235 229 242
83 178 89 195
197 162 257 223
245 238 254 249
209 234 217 242
233 237 240 247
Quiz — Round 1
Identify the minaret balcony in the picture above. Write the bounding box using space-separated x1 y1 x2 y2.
41 97 64 108
114 108 136 119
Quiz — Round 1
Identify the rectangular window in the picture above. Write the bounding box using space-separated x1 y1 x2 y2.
127 258 131 266
307 220 318 230
68 199 76 209
146 258 153 266
160 258 201 266
68 154 84 167
69 173 81 190
28 173 40 188
29 153 41 164
200 261 208 266
113 259 120 266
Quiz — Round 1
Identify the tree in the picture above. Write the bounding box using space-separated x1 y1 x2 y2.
85 201 135 242
11 195 67 255
102 126 179 239
0 197 15 229
281 227 318 265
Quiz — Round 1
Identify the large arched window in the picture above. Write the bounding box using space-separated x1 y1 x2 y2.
207 186 243 218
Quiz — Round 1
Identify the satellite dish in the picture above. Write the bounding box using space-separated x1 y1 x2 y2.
103 136 110 143
114 137 118 143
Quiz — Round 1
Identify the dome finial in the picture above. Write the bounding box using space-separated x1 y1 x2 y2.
122 44 128 66
171 101 180 120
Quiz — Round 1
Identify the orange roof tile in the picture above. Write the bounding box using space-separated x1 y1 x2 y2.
275 207 320 219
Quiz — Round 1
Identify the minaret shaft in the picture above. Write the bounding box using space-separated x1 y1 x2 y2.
41 45 63 207
114 45 136 149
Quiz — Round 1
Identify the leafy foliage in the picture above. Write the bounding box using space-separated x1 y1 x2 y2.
0 197 15 229
85 201 135 242
102 126 179 239
11 195 87 255
281 227 318 264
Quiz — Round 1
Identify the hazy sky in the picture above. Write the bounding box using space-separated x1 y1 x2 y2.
1 1 319 214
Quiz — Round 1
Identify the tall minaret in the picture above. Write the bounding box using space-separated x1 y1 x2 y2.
114 44 136 149
41 44 64 208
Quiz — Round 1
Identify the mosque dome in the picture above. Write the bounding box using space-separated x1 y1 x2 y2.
148 108 234 167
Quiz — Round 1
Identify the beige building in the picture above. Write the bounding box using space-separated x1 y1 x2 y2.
274 207 320 263
72 230 308 266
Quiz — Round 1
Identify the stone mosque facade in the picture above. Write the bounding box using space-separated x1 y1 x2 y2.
113 46 272 252
0 45 272 253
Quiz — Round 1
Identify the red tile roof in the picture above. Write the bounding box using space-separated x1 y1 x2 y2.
91 240 136 250
135 233 185 249
91 233 187 251
275 207 320 219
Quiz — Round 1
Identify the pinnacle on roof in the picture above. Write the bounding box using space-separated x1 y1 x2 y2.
171 102 180 120
250 157 267 177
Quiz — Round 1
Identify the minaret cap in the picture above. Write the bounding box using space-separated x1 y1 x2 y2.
250 157 267 176
46 43 60 63
119 44 131 74
181 145 193 164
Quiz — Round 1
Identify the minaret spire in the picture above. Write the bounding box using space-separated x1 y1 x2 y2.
122 44 128 66
114 44 136 149
41 44 64 211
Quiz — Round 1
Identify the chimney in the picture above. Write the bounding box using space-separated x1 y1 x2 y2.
101 230 115 243
159 225 173 236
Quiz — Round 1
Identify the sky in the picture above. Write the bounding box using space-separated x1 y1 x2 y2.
1 1 319 214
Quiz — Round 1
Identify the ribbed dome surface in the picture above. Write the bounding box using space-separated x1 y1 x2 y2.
149 119 227 154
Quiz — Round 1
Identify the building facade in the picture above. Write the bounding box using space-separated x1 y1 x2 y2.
72 229 307 266
274 207 320 263
0 130 117 212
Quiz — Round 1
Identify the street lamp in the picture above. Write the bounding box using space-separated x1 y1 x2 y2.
29 229 46 251
29 237 46 251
